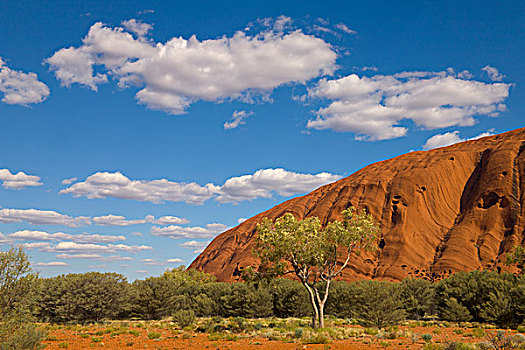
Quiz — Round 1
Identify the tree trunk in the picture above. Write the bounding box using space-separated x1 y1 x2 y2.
318 301 325 328
303 282 319 328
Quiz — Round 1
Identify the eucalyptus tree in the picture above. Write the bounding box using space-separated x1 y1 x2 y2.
255 207 380 328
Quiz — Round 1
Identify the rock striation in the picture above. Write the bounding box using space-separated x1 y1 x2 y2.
190 128 525 282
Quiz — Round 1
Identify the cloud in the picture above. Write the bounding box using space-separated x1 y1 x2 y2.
121 19 153 37
62 168 341 204
167 258 184 263
46 19 336 114
422 131 463 150
0 169 43 189
360 66 378 72
34 261 68 267
307 70 511 140
224 110 253 130
150 216 189 225
61 177 77 185
482 65 504 82
237 218 247 224
136 270 148 273
92 214 147 226
334 23 357 34
216 168 342 203
55 253 132 261
40 241 152 254
141 258 164 265
0 233 12 244
151 223 228 239
179 240 211 254
422 130 495 150
0 58 50 105
10 229 126 244
21 242 51 249
60 171 219 204
0 208 90 226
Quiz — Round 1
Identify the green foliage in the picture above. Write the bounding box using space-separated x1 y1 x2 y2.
0 247 39 319
0 247 45 350
401 278 435 320
435 271 519 326
507 245 525 271
172 309 196 328
147 331 161 339
255 207 380 328
440 298 472 322
354 281 406 328
35 272 130 323
270 278 310 318
421 333 433 342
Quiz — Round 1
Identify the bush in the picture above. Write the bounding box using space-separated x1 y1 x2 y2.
147 331 161 339
172 309 196 328
0 247 45 350
0 321 46 350
401 278 435 320
421 333 433 342
354 281 406 328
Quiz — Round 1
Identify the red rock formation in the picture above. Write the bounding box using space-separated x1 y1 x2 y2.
190 128 525 282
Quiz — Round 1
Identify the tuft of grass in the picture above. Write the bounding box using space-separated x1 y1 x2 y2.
421 334 433 342
91 337 102 343
147 331 161 339
57 342 69 348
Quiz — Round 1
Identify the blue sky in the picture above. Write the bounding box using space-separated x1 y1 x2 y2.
0 0 523 280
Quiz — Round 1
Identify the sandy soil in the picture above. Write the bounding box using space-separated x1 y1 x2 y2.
40 324 507 350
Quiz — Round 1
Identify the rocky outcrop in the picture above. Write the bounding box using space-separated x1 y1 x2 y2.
190 128 525 282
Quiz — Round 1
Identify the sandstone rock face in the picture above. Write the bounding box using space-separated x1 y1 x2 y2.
190 128 525 282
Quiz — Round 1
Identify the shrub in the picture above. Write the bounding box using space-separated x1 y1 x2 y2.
172 309 195 328
421 334 433 342
147 331 161 339
401 278 435 320
354 281 406 328
294 328 304 338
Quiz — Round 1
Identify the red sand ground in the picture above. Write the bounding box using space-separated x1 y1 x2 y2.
41 324 509 349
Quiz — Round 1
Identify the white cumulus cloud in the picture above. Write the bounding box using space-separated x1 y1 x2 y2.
60 171 219 204
9 229 126 244
482 65 504 82
216 168 342 203
224 110 253 130
179 240 211 254
0 169 42 189
0 58 50 105
41 241 152 254
307 70 511 140
46 19 336 114
61 177 77 185
167 258 184 263
61 168 341 204
0 208 90 226
34 261 68 267
92 214 147 226
422 130 495 150
150 216 189 225
121 19 153 37
151 223 228 239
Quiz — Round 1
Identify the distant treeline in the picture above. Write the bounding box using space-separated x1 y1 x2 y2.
31 268 524 327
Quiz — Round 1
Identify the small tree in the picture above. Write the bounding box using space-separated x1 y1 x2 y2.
255 207 380 328
0 247 44 349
